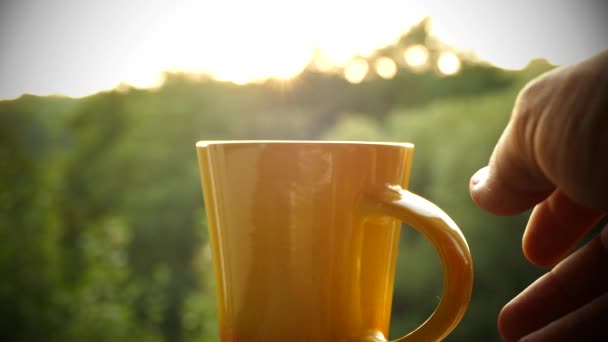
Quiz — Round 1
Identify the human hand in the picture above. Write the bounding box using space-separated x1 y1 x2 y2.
469 50 608 341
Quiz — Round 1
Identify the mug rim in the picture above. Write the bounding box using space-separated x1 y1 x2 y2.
196 140 414 149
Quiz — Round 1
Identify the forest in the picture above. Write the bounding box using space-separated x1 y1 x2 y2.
1 20 577 341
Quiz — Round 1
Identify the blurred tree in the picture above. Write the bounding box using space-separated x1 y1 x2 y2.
0 97 65 341
0 18 556 342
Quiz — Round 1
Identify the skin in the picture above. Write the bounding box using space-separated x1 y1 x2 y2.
469 49 608 341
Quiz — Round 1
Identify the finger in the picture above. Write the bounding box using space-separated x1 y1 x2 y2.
470 50 608 215
520 292 608 342
469 75 559 216
523 190 605 267
469 125 554 216
498 225 608 342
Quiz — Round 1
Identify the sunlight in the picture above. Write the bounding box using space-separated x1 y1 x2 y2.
271 55 309 80
344 59 369 84
404 45 429 71
208 50 308 84
437 52 461 76
122 67 165 90
311 49 335 72
374 57 397 79
2 0 605 99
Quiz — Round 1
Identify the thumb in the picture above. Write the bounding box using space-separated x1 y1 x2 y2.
470 50 608 215
469 124 554 216
469 51 608 267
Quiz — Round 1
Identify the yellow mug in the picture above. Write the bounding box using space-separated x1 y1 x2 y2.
196 141 473 342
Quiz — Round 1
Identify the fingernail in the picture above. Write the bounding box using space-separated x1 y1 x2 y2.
471 166 490 189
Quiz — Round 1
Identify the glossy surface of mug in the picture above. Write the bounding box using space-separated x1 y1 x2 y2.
196 141 473 342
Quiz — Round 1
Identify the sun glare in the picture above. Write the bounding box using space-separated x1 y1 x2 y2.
202 42 311 84
3 0 604 99
437 52 461 76
311 49 335 72
344 59 369 84
122 68 165 90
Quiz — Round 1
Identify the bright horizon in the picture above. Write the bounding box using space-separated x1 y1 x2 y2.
1 0 606 100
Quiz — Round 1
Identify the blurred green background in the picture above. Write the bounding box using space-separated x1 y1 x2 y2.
1 20 560 341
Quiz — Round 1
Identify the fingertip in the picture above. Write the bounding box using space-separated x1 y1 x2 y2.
469 166 495 211
522 212 561 268
496 272 563 342
522 250 559 268
469 166 549 216
522 234 561 268
470 166 489 189
469 167 491 211
497 302 512 341
498 299 522 342
522 193 605 268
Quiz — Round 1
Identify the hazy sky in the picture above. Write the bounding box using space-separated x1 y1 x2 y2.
1 0 606 99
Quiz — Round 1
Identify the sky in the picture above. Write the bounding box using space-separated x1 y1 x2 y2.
0 0 606 99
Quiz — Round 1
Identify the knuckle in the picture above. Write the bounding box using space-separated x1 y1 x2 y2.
510 76 551 173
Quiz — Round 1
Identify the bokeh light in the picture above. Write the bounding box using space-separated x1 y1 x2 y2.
374 57 398 79
437 52 461 75
403 45 429 70
1 0 606 99
311 49 335 72
344 59 369 84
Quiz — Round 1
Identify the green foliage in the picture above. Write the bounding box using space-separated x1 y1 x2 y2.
388 86 544 340
1 22 557 341
322 113 385 141
0 98 65 341
325 81 553 340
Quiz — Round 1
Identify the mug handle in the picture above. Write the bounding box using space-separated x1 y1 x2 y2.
365 185 473 342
